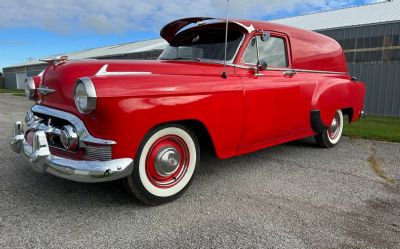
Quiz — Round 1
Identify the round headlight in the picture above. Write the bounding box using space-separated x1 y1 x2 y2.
74 78 97 114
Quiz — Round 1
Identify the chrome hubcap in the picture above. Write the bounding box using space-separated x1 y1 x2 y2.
146 134 190 188
330 118 338 132
328 112 341 140
154 147 181 176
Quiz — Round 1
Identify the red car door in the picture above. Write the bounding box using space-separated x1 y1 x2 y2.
238 34 303 148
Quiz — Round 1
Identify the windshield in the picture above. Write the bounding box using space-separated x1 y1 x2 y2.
159 29 244 62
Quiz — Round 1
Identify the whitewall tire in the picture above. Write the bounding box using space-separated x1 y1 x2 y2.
315 109 344 148
124 124 199 205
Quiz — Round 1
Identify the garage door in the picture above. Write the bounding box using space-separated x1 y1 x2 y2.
16 72 27 89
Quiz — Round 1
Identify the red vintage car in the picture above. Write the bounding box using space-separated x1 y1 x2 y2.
11 17 365 205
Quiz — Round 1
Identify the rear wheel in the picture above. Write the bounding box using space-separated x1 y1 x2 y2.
124 124 199 205
315 110 344 148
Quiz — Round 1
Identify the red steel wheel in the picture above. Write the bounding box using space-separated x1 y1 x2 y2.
145 135 190 188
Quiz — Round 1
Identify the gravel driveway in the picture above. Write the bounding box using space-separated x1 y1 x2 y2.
1 94 399 249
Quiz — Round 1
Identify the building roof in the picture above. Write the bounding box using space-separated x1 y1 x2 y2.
5 1 400 70
271 0 400 31
3 38 167 69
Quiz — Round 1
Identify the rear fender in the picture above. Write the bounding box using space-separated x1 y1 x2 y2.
311 78 365 129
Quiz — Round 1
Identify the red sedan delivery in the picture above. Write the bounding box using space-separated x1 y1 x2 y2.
11 17 366 205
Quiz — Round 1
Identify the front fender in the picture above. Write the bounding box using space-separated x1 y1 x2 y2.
86 75 244 160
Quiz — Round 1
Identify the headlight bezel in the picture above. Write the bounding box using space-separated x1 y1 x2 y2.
74 77 97 114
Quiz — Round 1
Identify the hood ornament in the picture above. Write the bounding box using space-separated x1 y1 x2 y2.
39 55 68 65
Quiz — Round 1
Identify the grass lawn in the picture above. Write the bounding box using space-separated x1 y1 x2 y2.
0 88 25 97
0 88 25 94
344 115 400 143
12 93 26 97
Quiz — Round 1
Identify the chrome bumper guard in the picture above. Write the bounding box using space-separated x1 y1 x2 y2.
360 110 367 119
10 121 133 183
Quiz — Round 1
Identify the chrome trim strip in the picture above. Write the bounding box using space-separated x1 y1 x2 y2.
232 64 290 71
232 64 348 75
294 69 348 75
231 63 252 69
37 86 56 96
31 105 116 145
96 64 152 76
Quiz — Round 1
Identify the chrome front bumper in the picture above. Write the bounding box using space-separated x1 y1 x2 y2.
10 120 133 183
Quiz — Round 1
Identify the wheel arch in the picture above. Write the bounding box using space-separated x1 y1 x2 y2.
311 78 359 127
146 119 217 157
310 107 353 133
341 107 353 124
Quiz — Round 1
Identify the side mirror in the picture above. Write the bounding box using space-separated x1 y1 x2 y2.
260 32 271 42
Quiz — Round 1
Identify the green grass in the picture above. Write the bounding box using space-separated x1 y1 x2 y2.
12 93 26 97
0 88 25 94
344 115 400 143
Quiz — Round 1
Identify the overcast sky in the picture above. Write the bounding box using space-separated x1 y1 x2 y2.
0 0 381 69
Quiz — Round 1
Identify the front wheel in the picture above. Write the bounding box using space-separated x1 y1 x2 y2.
315 109 344 148
124 124 199 205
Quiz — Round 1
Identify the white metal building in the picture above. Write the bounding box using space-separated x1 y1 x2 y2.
2 39 166 89
272 0 400 116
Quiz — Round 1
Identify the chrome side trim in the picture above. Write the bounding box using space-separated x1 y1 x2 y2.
283 70 296 77
31 105 116 145
231 63 252 69
37 86 56 96
294 69 348 75
96 64 152 76
232 64 348 75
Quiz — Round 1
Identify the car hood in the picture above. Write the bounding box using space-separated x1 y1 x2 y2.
38 59 232 114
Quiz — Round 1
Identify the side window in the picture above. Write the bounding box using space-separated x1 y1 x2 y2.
243 36 288 68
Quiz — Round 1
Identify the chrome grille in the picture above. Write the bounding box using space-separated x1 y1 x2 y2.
83 145 112 161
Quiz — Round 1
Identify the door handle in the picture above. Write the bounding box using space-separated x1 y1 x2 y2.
283 70 296 77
